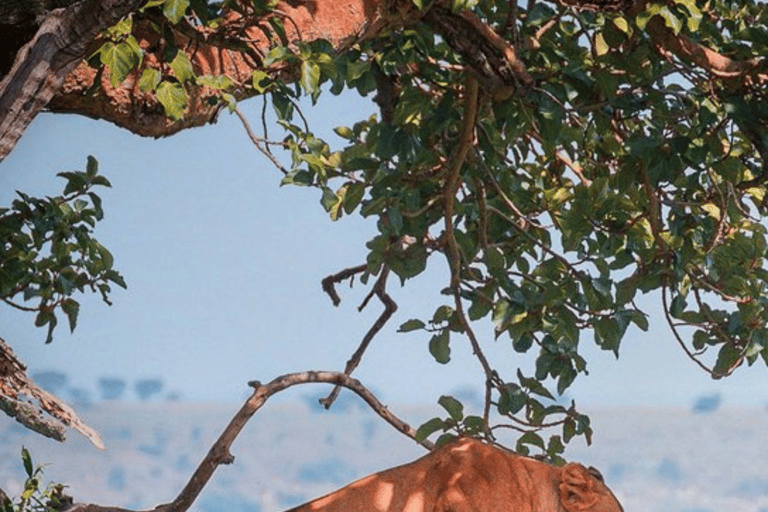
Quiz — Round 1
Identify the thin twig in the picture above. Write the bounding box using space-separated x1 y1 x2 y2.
234 107 289 175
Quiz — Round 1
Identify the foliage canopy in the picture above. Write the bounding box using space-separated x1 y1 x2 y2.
3 0 768 460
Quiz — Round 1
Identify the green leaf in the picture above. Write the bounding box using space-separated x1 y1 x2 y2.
169 51 195 83
429 329 451 364
613 16 631 34
713 343 743 378
300 60 321 96
86 155 99 178
334 126 354 140
517 431 545 450
100 40 142 87
138 68 162 92
658 6 683 34
197 74 234 90
498 384 526 415
263 46 293 67
156 80 187 120
163 0 190 24
21 447 33 477
320 186 340 216
415 417 446 442
61 299 80 333
438 395 464 422
252 70 270 93
594 32 609 57
342 182 365 214
398 319 425 332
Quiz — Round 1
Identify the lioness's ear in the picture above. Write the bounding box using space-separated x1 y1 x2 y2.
559 463 598 512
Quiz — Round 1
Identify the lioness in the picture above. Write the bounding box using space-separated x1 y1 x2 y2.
285 437 624 512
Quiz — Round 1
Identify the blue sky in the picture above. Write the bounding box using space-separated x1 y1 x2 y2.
1 91 767 408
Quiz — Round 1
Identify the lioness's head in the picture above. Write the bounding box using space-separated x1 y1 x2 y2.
559 463 624 512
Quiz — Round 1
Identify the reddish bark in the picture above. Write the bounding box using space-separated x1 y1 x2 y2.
46 0 391 137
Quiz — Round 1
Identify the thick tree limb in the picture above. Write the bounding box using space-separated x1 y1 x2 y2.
423 6 533 99
64 371 430 512
0 0 144 161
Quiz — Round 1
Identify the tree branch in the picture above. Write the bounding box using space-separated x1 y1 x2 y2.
0 0 144 162
66 371 429 512
645 16 767 81
0 338 105 449
319 267 397 408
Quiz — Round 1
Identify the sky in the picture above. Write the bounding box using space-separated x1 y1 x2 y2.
1 89 768 409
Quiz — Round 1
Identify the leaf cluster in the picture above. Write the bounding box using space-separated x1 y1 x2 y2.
0 157 125 343
1 448 70 512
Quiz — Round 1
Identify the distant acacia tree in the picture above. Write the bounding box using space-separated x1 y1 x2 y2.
134 378 164 401
98 377 127 400
1 1 768 510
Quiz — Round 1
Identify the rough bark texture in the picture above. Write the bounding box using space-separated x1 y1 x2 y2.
46 0 392 137
0 338 105 448
0 0 144 161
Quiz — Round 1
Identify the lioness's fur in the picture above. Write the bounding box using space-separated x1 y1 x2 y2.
285 437 624 512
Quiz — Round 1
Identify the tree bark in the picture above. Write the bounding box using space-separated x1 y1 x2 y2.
0 0 144 161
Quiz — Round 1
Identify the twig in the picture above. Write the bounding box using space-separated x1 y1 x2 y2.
234 107 289 175
319 268 397 408
321 263 367 306
660 283 719 377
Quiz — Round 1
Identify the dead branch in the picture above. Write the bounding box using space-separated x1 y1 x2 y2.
0 338 105 449
65 371 431 512
320 267 397 408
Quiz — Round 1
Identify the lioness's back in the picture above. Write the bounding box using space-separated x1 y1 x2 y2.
285 437 624 512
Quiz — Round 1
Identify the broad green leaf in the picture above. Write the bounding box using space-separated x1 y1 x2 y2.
169 51 195 83
197 74 234 90
517 431 545 450
613 17 630 34
300 60 321 95
101 40 141 87
594 33 609 57
438 395 464 422
415 417 446 442
498 384 526 415
712 343 743 378
163 0 190 24
138 68 162 92
429 330 451 364
252 70 270 93
86 155 99 178
334 126 354 140
61 298 80 332
156 80 187 120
